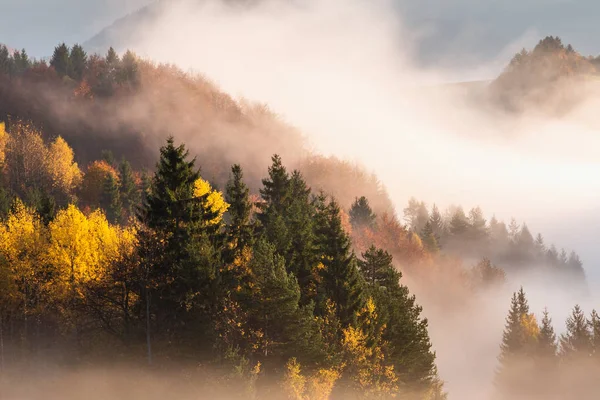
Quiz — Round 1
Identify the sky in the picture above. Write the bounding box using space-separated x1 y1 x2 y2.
2 0 600 68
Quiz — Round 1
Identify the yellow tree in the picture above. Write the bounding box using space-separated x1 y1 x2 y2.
46 136 82 199
193 177 229 226
0 121 7 169
341 298 399 399
4 120 49 194
79 160 119 209
0 200 48 343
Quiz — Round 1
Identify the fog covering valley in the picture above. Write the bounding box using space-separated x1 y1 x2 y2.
0 1 600 400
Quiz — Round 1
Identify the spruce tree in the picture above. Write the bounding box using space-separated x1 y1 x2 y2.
358 245 398 287
314 196 364 328
590 310 600 359
225 164 254 259
538 308 557 358
50 43 70 77
349 196 376 229
421 221 440 253
69 44 87 80
101 173 122 224
560 305 592 358
284 170 318 304
448 207 469 237
118 159 139 221
0 45 10 75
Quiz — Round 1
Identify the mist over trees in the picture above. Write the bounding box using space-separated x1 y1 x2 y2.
495 288 600 400
0 38 594 399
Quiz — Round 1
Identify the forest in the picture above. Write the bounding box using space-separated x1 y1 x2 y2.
0 37 594 399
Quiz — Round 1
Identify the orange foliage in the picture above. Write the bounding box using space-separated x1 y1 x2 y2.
79 160 119 208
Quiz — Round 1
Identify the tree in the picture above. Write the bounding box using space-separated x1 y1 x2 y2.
225 164 254 259
69 44 87 80
468 206 488 242
590 310 600 359
117 50 138 86
46 136 82 203
420 221 440 253
100 173 122 224
538 308 557 358
118 159 139 222
80 160 120 209
560 305 592 358
50 43 70 77
349 196 376 229
470 258 505 289
314 197 364 328
358 245 398 287
428 204 445 239
0 46 10 75
496 288 539 399
403 198 428 233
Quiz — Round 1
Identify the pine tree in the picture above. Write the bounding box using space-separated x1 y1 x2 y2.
421 221 440 253
448 207 469 237
50 43 70 77
314 196 364 328
538 308 557 358
560 305 592 358
0 45 10 75
428 204 445 239
284 170 318 304
225 164 254 258
117 50 139 86
468 206 488 242
358 245 398 287
349 196 376 229
69 44 87 80
118 159 139 221
100 173 122 224
589 310 600 359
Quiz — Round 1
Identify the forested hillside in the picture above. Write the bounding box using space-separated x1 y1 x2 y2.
0 39 592 399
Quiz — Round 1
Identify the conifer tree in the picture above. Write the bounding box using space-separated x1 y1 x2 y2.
538 308 557 358
589 310 600 358
358 245 397 287
0 45 10 75
448 207 469 237
118 159 139 221
560 305 592 358
314 196 364 328
225 164 254 259
468 206 488 242
349 196 376 229
420 221 440 253
50 43 70 77
101 173 122 224
69 44 87 81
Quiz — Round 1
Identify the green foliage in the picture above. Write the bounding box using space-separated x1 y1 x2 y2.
349 196 376 229
50 43 70 77
69 44 87 81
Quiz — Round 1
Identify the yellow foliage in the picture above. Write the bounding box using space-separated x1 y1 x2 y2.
193 177 230 225
46 136 82 194
341 298 399 398
80 160 119 207
521 313 540 340
0 200 46 279
47 206 125 293
0 121 6 168
283 358 340 400
4 120 48 191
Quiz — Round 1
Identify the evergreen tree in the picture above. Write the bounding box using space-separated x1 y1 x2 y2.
560 305 592 358
538 308 557 358
534 233 546 256
284 170 318 304
358 245 398 287
224 164 254 259
403 197 429 233
0 45 10 75
118 159 139 221
589 310 600 359
117 50 139 86
448 207 469 237
420 221 440 253
69 44 87 80
50 43 70 77
349 196 376 229
100 173 122 224
138 137 218 347
314 196 364 328
468 206 488 242
106 47 120 66
428 204 445 239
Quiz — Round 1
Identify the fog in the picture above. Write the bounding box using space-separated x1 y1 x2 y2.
75 0 600 398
